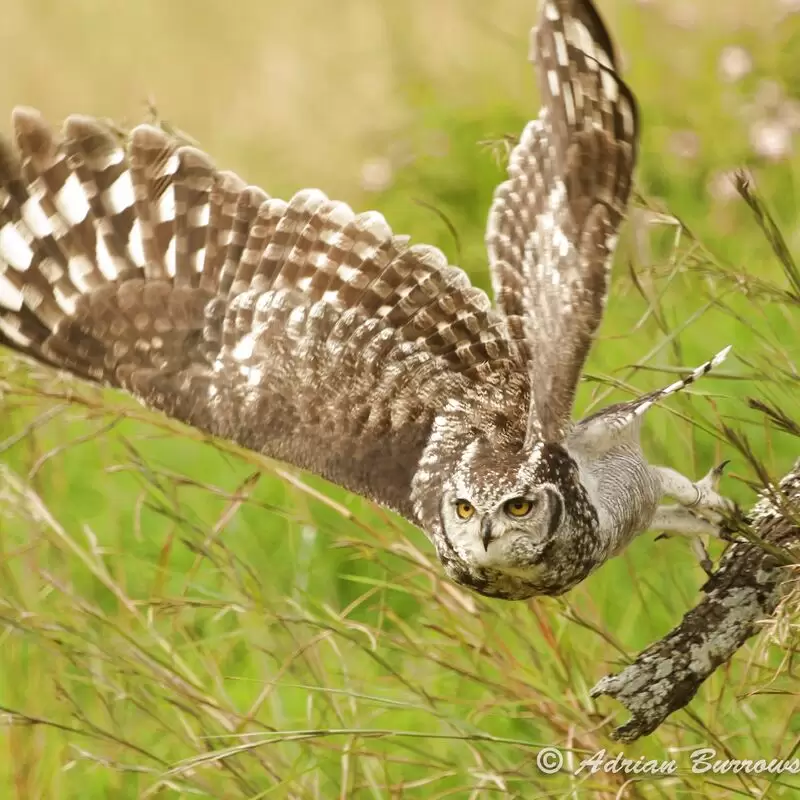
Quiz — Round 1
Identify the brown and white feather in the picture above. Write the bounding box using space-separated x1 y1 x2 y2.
0 108 526 526
486 0 639 443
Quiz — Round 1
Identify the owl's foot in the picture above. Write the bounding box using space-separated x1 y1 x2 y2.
689 461 731 508
651 504 723 537
652 506 718 575
651 462 735 573
653 462 733 521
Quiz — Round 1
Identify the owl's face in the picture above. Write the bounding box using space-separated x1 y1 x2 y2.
416 435 602 599
439 484 564 582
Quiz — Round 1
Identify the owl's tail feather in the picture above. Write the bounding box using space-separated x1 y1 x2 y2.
570 346 732 451
631 345 732 418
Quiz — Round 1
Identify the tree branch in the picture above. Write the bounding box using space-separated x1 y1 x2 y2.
590 460 800 742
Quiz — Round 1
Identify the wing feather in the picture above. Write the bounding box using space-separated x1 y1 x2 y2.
0 109 526 523
486 0 639 442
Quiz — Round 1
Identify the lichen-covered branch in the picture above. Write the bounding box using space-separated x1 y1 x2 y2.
591 461 800 742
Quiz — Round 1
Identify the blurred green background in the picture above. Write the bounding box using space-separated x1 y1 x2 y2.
1 0 799 797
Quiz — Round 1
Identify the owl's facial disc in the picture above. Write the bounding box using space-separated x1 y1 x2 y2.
480 493 557 550
442 484 565 572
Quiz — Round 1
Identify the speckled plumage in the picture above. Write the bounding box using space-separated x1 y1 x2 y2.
0 0 730 600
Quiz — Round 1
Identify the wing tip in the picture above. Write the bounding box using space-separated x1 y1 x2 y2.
11 106 56 163
11 104 46 132
63 113 111 139
130 124 175 164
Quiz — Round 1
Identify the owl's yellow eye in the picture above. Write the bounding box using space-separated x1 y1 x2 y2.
504 498 533 518
455 500 475 520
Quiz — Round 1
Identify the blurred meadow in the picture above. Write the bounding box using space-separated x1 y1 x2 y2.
1 0 800 796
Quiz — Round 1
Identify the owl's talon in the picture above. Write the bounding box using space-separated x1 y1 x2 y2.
688 482 729 512
698 460 730 494
652 524 715 573
691 537 714 576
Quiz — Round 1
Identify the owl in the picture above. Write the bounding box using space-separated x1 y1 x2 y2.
0 0 730 600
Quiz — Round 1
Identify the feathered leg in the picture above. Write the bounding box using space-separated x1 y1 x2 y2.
651 463 732 574
653 462 731 516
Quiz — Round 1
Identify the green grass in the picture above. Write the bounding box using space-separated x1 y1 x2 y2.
1 0 799 796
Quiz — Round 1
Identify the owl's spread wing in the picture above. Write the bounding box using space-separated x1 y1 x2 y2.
485 0 639 442
0 109 526 522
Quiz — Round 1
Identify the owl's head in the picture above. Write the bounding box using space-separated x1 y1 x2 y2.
414 432 602 599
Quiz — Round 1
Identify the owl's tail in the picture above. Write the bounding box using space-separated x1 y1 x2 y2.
631 346 732 419
570 346 732 450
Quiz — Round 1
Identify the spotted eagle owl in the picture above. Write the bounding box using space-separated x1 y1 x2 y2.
0 0 730 599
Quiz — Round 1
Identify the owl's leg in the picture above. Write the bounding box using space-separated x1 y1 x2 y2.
651 506 720 575
651 504 721 536
653 463 732 515
651 463 732 575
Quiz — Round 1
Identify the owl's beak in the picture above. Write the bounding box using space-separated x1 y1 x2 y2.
480 518 493 551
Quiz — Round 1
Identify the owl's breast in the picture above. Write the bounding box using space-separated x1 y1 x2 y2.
573 442 661 556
